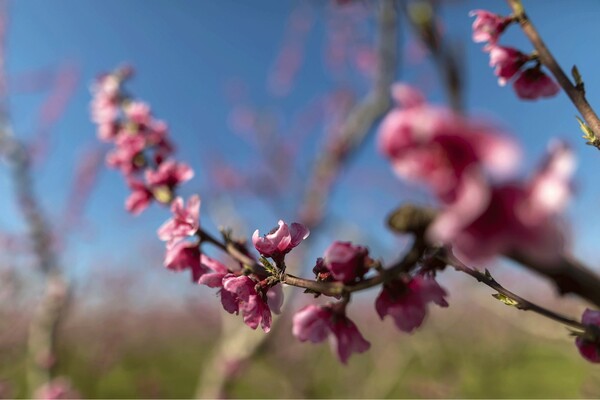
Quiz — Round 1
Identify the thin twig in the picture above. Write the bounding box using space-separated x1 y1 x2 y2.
443 251 584 330
388 204 600 309
404 0 463 112
0 4 68 395
200 226 424 297
196 2 400 396
506 0 600 146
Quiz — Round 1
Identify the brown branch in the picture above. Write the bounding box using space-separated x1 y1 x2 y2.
0 101 69 398
201 226 424 298
506 0 600 146
404 1 463 112
195 2 400 396
299 0 398 228
0 6 68 394
509 250 600 309
388 204 600 309
443 251 584 330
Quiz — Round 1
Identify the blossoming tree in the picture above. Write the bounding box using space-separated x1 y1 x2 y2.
88 0 600 373
6 0 600 398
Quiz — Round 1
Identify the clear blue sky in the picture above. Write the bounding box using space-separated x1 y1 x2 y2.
2 0 600 296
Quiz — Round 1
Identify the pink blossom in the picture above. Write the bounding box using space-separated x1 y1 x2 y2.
322 241 369 283
292 304 370 364
528 140 575 215
157 195 201 247
145 119 174 163
124 101 151 125
91 95 118 129
513 67 560 100
90 74 122 144
198 254 230 287
221 275 274 332
391 83 425 109
252 220 309 260
576 309 600 363
164 240 206 282
469 10 511 44
92 73 121 98
267 283 284 315
378 86 519 203
428 141 574 264
105 134 146 176
97 122 119 142
125 178 153 215
145 159 194 190
488 45 529 86
375 276 448 333
34 378 79 400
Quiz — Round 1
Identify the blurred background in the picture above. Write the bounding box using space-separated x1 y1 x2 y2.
1 0 600 398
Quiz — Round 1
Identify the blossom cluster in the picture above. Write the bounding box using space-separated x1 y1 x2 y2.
378 82 600 364
379 82 574 265
292 239 448 363
90 65 595 369
470 10 559 100
90 67 193 215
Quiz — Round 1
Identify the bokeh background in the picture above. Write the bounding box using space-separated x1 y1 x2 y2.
2 0 600 398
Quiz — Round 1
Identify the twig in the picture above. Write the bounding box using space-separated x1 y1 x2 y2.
299 0 398 227
196 2 400 397
443 250 584 330
388 204 600 309
0 4 68 394
506 0 600 146
404 0 463 112
200 226 424 298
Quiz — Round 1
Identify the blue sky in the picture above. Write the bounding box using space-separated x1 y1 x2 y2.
2 0 600 296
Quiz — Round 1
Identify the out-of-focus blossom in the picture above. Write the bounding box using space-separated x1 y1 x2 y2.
96 122 119 142
124 101 151 125
375 276 448 333
145 159 194 200
105 134 146 176
354 46 377 77
391 83 425 109
428 141 574 264
164 240 206 282
513 67 560 100
576 309 600 363
252 220 309 260
470 10 511 44
322 241 370 283
90 83 118 124
378 84 519 203
488 45 529 86
157 195 200 247
145 119 174 163
125 178 153 215
293 304 370 364
34 378 79 400
90 74 122 142
267 283 284 314
221 275 275 332
0 380 12 399
527 141 575 216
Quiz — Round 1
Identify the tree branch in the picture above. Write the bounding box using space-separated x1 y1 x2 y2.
443 250 584 330
388 204 600 308
506 0 600 146
299 0 398 227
